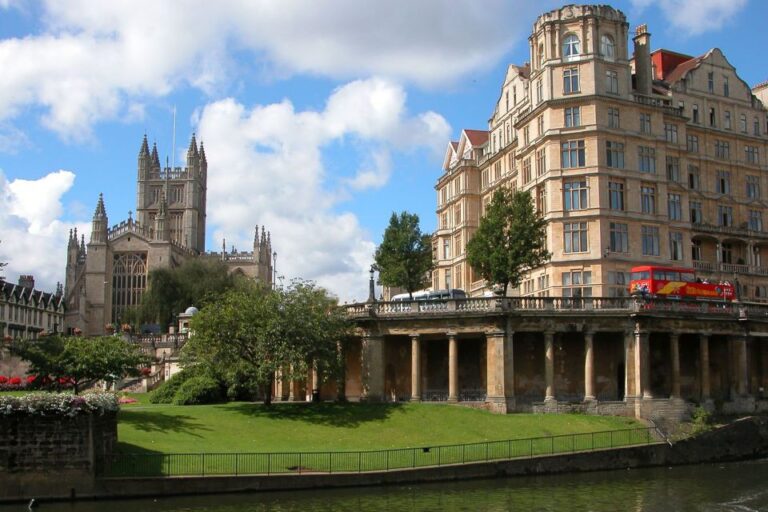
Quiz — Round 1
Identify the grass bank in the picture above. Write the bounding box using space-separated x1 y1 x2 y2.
117 400 642 454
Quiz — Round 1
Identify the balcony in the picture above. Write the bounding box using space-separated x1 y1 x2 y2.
692 223 768 240
632 94 685 118
693 260 768 277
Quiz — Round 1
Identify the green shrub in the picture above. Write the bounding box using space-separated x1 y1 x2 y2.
149 370 193 404
172 376 223 405
690 405 712 434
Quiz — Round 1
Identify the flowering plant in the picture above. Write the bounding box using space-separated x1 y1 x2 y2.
8 376 21 386
0 376 7 384
0 392 119 417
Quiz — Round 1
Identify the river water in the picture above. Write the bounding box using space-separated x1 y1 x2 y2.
7 459 768 511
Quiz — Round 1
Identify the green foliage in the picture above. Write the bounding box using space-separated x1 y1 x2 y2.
466 188 550 295
184 279 350 405
374 211 433 297
11 335 149 394
0 239 7 279
171 376 223 405
128 259 239 329
690 406 712 434
149 370 192 404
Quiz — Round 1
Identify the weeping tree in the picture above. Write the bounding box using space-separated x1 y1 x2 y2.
126 259 238 329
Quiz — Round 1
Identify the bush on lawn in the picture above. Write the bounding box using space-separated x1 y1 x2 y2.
149 369 193 404
172 376 223 405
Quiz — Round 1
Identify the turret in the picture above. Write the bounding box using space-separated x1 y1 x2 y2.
253 225 261 255
79 234 86 263
138 135 151 180
90 193 108 244
154 193 170 241
151 142 161 174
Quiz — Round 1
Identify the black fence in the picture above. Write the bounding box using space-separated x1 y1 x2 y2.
104 427 657 477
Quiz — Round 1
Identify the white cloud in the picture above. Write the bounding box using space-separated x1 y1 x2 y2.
0 169 88 290
631 0 748 36
0 0 539 140
198 78 448 301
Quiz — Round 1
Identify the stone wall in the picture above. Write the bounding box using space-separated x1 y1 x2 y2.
0 412 116 499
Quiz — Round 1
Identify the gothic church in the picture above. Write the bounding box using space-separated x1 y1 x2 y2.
64 135 273 336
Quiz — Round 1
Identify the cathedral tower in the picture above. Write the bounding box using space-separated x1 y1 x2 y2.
135 134 207 253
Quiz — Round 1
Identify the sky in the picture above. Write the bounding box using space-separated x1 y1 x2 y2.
0 0 763 302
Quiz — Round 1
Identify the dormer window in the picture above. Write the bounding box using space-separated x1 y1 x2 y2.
600 35 615 60
563 34 580 59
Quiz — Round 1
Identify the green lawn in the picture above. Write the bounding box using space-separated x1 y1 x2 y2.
117 401 643 454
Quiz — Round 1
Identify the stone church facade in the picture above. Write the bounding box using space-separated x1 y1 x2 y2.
64 135 273 336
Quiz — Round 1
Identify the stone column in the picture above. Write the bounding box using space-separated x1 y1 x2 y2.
504 326 516 410
584 331 595 401
410 334 421 401
624 331 636 398
670 333 681 398
634 328 651 399
361 334 385 402
544 331 555 401
735 335 748 396
274 369 284 402
700 335 711 400
311 363 320 402
486 330 506 410
288 364 296 402
448 333 458 402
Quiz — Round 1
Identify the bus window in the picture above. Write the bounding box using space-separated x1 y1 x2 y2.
653 271 665 280
631 271 650 280
680 272 695 282
665 271 680 281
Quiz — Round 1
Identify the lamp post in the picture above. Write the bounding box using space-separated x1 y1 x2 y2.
367 265 377 303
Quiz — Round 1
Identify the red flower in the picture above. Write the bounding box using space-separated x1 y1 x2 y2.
26 375 37 384
140 367 152 376
9 377 22 386
0 376 7 384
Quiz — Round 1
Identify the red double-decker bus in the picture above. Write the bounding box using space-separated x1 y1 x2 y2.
629 265 735 301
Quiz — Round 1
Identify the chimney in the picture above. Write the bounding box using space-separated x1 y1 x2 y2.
18 275 35 290
633 24 652 96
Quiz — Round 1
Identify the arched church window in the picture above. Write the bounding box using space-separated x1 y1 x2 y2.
111 252 147 324
563 34 580 59
600 35 615 59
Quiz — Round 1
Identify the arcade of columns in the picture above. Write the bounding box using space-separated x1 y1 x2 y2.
272 305 768 421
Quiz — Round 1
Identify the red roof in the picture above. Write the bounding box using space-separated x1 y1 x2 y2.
650 49 694 81
463 129 489 147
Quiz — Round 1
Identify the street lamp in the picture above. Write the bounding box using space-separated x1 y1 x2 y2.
367 265 377 303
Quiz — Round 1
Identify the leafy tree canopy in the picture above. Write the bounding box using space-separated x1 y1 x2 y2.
374 211 433 299
11 335 150 394
184 280 350 405
126 258 239 330
466 188 550 296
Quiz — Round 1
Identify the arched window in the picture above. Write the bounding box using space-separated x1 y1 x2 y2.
538 44 545 68
111 252 147 324
563 34 580 58
600 35 615 59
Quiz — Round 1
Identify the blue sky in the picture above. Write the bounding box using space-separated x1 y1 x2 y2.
0 0 762 301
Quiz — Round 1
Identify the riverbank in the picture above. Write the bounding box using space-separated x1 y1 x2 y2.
2 415 767 504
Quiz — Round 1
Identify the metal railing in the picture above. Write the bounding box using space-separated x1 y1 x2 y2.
103 427 657 478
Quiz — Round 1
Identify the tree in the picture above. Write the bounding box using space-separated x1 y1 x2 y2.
128 259 238 330
466 188 550 296
184 280 350 405
0 239 7 280
374 212 433 299
11 335 149 394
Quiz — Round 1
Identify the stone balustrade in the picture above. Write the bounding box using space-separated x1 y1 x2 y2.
344 296 768 319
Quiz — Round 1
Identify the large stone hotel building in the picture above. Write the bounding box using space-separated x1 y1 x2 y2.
434 4 768 300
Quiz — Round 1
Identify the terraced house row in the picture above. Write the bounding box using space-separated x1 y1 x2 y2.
434 4 768 300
